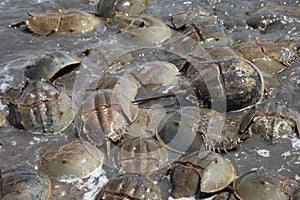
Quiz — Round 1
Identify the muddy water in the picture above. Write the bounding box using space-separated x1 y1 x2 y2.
0 0 300 199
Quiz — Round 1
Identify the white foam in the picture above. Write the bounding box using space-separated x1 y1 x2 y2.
256 149 270 157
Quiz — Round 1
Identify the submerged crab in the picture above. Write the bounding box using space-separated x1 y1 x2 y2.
10 9 101 36
240 101 300 142
97 0 148 17
38 141 104 180
1 166 52 200
167 151 236 198
107 14 172 43
169 8 233 49
95 173 162 199
114 137 168 174
157 106 240 153
7 80 77 134
234 170 297 200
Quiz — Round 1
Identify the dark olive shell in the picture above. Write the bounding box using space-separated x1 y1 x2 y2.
24 49 82 81
114 137 167 174
95 173 162 199
97 0 148 17
1 166 52 200
169 151 236 198
38 141 103 180
185 57 264 112
27 9 101 36
7 80 77 134
234 170 297 200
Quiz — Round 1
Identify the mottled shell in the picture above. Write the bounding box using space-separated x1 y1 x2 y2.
38 141 103 180
7 80 77 134
242 102 300 142
231 39 297 73
114 137 168 174
188 57 264 112
27 9 101 36
97 0 148 17
24 49 82 80
157 106 240 153
169 151 236 198
1 166 52 200
234 170 297 200
95 173 162 199
246 4 300 32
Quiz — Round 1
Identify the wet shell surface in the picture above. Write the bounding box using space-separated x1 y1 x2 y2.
77 88 138 145
7 80 77 134
157 106 240 153
233 170 298 200
24 49 82 81
38 141 104 180
108 14 172 42
95 173 162 199
26 9 101 36
1 166 52 200
97 0 148 17
169 151 236 198
241 102 300 142
182 57 265 112
114 137 168 174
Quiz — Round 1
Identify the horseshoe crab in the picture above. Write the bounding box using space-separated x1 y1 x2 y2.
114 137 167 174
95 173 162 199
97 0 148 17
169 9 233 48
75 72 144 157
233 170 298 200
167 151 236 198
10 9 101 36
246 3 300 33
24 49 82 81
1 166 52 200
231 38 298 74
240 101 300 143
157 106 240 153
181 57 264 112
7 80 77 134
38 141 104 180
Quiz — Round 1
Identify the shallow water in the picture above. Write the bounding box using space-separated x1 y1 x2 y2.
0 0 300 199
